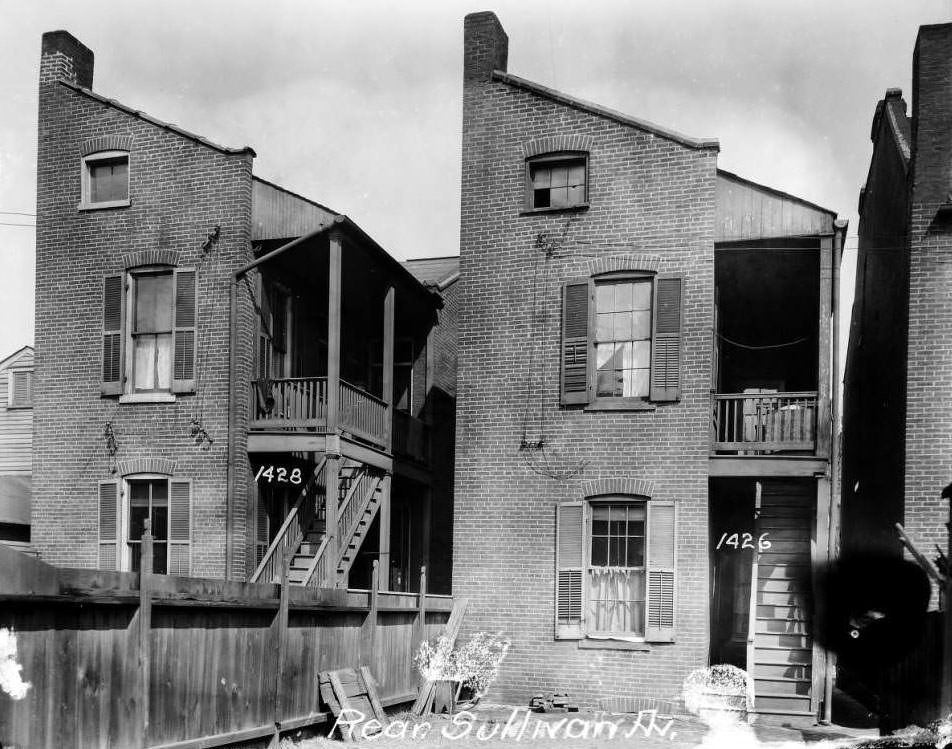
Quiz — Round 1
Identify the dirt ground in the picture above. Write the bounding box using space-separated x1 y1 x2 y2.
281 703 879 749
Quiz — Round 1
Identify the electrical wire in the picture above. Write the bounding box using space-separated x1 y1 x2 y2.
717 333 810 350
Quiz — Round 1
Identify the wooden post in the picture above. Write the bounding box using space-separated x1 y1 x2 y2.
378 474 391 591
327 232 342 435
816 234 833 459
274 554 290 729
326 454 341 587
139 519 153 749
382 284 395 454
360 560 380 670
417 565 427 646
942 494 952 714
813 475 831 721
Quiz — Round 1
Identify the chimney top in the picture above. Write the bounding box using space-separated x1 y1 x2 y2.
464 11 508 84
40 31 94 89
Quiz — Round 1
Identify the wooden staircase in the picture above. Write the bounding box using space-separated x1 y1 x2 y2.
251 459 385 588
749 480 815 718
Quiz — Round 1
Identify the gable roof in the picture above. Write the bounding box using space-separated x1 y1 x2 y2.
403 256 460 289
58 80 255 157
492 71 719 152
0 346 34 370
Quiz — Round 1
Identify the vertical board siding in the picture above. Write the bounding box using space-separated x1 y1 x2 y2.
0 549 452 748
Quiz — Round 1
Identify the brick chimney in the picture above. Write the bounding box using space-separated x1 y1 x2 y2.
463 12 508 84
40 31 94 89
910 24 952 207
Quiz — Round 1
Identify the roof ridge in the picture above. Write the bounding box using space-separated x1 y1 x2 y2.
58 80 256 157
492 70 719 151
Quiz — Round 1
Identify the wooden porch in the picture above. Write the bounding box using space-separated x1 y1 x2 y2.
711 392 818 455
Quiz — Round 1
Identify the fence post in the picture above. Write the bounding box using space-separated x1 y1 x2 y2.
417 565 427 646
360 560 380 669
140 519 153 749
942 492 952 714
272 550 290 746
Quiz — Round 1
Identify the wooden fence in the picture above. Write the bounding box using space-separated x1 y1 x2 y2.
0 541 453 749
879 610 944 730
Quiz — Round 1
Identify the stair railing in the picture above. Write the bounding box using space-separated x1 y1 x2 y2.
249 458 327 583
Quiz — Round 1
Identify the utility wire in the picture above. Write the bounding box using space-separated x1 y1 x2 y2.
718 333 809 350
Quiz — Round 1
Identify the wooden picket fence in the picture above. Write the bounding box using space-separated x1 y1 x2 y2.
0 540 453 749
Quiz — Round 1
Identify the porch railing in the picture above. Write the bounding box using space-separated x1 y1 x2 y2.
250 459 327 583
339 379 388 449
711 392 817 454
393 410 429 463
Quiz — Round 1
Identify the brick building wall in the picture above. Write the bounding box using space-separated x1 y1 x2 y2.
453 13 717 705
904 24 952 578
33 32 256 579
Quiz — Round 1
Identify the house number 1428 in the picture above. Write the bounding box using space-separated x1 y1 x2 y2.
716 532 771 552
254 466 302 484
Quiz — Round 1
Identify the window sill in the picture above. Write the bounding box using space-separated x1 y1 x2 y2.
6 404 33 410
578 638 651 652
78 199 131 211
584 399 656 412
119 392 176 404
519 203 589 216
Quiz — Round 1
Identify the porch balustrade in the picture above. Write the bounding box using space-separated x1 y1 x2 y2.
711 392 817 454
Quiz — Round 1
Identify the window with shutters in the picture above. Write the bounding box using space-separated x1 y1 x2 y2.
101 267 197 400
98 476 191 575
526 152 588 211
556 496 676 644
7 369 32 408
561 273 683 408
80 151 130 210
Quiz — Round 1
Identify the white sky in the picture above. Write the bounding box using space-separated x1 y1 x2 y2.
1 0 949 364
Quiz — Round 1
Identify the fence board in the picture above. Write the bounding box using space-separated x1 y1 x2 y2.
0 546 451 748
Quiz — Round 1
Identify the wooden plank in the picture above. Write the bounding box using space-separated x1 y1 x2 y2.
411 598 469 715
140 526 154 749
328 671 358 742
360 666 387 724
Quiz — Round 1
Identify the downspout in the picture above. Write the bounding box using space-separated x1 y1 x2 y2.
824 219 848 723
225 275 238 580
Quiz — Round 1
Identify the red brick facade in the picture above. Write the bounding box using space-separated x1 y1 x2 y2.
454 12 718 705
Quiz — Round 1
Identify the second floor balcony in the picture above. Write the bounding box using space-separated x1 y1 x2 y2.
711 391 817 455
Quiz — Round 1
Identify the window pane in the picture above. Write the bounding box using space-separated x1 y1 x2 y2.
152 542 168 575
531 166 551 189
627 537 645 567
568 164 585 186
631 340 651 369
135 275 173 332
156 334 172 390
596 312 612 341
613 283 632 312
134 336 156 390
623 368 650 398
129 505 149 540
151 480 168 504
533 189 550 208
152 506 168 540
566 184 585 205
129 481 150 504
596 285 613 314
550 166 569 188
632 281 652 310
595 343 616 370
550 187 569 208
591 536 607 566
613 312 632 340
632 311 651 340
90 157 128 203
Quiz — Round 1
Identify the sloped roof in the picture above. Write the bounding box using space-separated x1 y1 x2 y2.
0 346 33 370
492 71 719 152
403 256 459 289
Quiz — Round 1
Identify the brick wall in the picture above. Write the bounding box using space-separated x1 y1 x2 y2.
33 32 256 579
453 12 717 706
904 24 952 588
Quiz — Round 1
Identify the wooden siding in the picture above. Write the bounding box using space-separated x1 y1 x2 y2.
0 348 33 474
251 178 337 241
716 172 835 242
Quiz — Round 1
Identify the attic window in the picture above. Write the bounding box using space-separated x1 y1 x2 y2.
81 151 130 209
526 152 588 211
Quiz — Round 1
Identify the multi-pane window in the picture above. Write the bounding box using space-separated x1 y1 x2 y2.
595 279 652 398
132 273 173 392
528 154 587 209
588 502 646 635
83 151 129 207
127 479 168 574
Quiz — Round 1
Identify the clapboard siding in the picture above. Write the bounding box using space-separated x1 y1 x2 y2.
0 356 33 473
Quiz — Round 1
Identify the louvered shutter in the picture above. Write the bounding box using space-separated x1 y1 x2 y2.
11 371 32 407
561 280 592 405
555 501 585 639
98 480 120 570
168 479 191 576
645 500 676 642
101 274 125 395
172 269 197 393
650 274 683 402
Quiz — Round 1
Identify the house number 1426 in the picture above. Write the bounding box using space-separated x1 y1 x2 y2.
254 466 302 484
716 532 771 552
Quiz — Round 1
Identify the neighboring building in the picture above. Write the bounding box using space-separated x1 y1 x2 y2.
0 346 33 548
32 31 455 592
454 12 846 717
843 25 952 590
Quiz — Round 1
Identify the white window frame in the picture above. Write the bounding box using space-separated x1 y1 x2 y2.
593 276 654 404
120 268 176 403
120 474 170 573
525 151 589 212
79 150 131 210
6 367 33 409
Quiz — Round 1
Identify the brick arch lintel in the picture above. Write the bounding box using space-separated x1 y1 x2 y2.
522 134 594 159
588 253 663 276
80 134 134 156
122 249 181 270
117 457 177 477
581 477 655 499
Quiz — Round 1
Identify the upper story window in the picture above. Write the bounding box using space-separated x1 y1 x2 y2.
8 369 33 408
132 272 173 393
561 272 683 409
526 152 588 211
81 150 130 209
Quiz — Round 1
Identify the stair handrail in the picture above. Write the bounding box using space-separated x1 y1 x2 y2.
250 458 327 583
896 522 946 585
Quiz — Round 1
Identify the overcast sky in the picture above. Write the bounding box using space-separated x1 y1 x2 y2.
1 0 949 362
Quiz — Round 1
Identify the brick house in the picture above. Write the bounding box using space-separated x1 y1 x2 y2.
0 345 33 549
32 30 455 592
453 12 846 717
843 25 952 593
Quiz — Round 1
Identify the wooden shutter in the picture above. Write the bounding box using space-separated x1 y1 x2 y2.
555 501 585 639
172 269 197 393
650 274 683 402
11 371 32 407
101 274 125 395
645 500 676 642
560 280 592 405
98 480 120 570
168 479 191 576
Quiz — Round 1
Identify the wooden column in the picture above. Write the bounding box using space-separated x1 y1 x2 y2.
378 474 391 591
382 284 395 452
813 475 831 721
421 487 432 582
139 521 153 749
326 451 341 587
816 235 833 459
326 233 343 585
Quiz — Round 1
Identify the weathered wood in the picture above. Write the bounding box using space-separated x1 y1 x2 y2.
274 557 290 727
141 523 154 748
411 598 469 715
417 565 427 644
382 283 395 453
896 522 945 584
